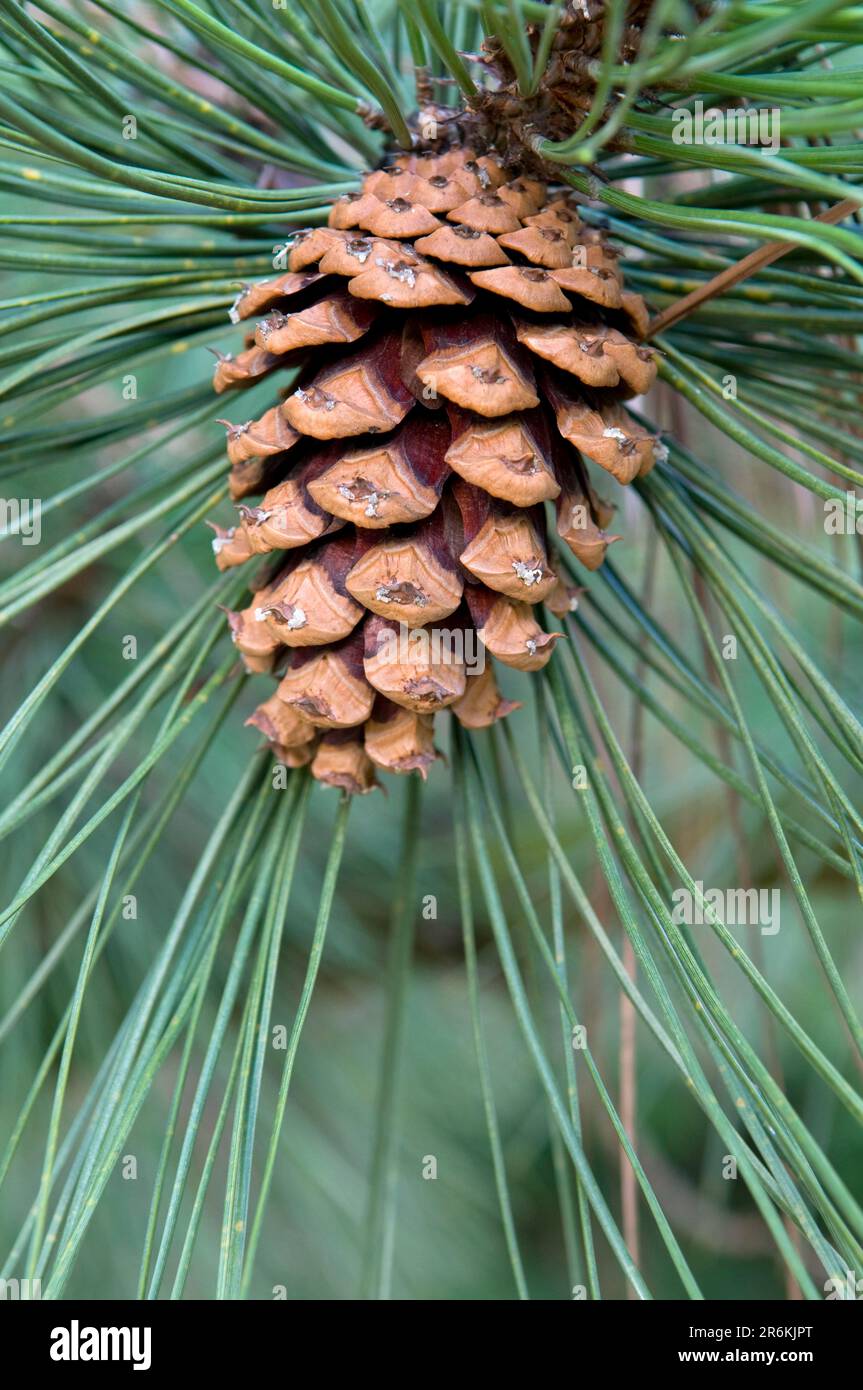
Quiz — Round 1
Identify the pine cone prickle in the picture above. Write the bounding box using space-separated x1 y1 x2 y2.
211 142 660 794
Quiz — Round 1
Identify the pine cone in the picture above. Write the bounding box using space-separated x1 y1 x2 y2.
211 144 659 794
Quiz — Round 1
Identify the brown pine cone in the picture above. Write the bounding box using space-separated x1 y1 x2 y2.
211 143 660 794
